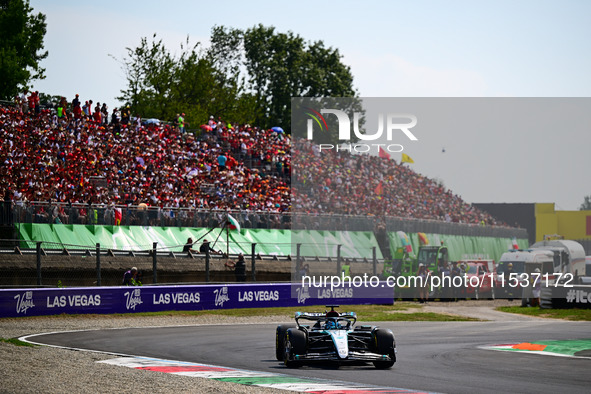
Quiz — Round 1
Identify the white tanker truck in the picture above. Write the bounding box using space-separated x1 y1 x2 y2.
497 238 586 304
529 239 586 281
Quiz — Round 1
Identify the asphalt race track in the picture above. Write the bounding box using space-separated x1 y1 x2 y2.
29 320 591 393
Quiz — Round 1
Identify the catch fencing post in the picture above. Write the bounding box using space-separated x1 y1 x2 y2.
205 249 210 283
36 241 42 286
372 247 377 276
152 242 158 284
251 243 257 281
96 243 101 286
296 243 302 278
336 244 342 276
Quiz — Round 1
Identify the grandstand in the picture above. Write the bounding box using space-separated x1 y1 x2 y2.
1 97 502 226
0 96 528 287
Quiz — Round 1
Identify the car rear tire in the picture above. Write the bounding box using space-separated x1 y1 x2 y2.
276 324 296 360
284 328 307 368
372 329 396 369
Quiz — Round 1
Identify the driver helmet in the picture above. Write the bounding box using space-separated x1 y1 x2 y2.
324 319 337 329
325 309 340 329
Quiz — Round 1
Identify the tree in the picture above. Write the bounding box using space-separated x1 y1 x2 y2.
116 26 358 135
580 195 591 211
209 25 358 132
115 34 256 125
0 0 47 100
114 35 177 119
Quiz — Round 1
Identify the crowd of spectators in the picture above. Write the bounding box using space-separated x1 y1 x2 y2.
2 91 504 227
292 139 504 226
1 93 290 218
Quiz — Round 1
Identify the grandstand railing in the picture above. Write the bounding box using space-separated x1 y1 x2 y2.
1 200 527 239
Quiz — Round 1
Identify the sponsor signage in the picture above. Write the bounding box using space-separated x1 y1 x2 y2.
551 285 591 309
0 283 394 318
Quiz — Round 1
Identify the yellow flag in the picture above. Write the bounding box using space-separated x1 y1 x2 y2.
401 153 414 164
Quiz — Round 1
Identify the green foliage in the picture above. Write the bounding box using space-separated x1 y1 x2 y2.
114 34 256 127
37 91 61 108
0 0 48 100
210 24 358 132
291 97 365 144
580 195 591 211
116 25 357 133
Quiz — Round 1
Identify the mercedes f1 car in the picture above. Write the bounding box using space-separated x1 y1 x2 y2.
275 305 396 369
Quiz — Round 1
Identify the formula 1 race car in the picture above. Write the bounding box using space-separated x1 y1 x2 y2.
275 305 396 369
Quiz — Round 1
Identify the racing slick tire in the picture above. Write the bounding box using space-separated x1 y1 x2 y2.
284 328 307 368
372 329 396 369
275 324 296 360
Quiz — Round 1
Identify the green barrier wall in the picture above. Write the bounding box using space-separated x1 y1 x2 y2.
388 232 529 263
16 224 382 258
293 230 383 259
16 224 526 262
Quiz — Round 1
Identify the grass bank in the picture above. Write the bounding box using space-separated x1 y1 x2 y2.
496 306 591 321
4 303 479 322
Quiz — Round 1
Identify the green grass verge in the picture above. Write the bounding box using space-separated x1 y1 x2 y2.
4 303 478 322
116 303 478 321
496 306 591 321
360 311 480 322
0 338 36 347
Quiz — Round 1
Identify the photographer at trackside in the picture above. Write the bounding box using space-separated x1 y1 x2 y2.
199 239 222 255
225 253 247 282
122 267 140 286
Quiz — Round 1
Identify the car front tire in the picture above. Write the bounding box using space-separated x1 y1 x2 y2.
372 329 396 369
276 324 296 361
284 328 307 368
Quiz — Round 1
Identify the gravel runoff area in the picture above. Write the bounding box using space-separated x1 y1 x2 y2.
0 300 544 394
0 314 295 394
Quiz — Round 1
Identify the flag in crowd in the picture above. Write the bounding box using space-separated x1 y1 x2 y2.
397 231 414 254
401 153 414 164
228 214 241 232
374 181 384 196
